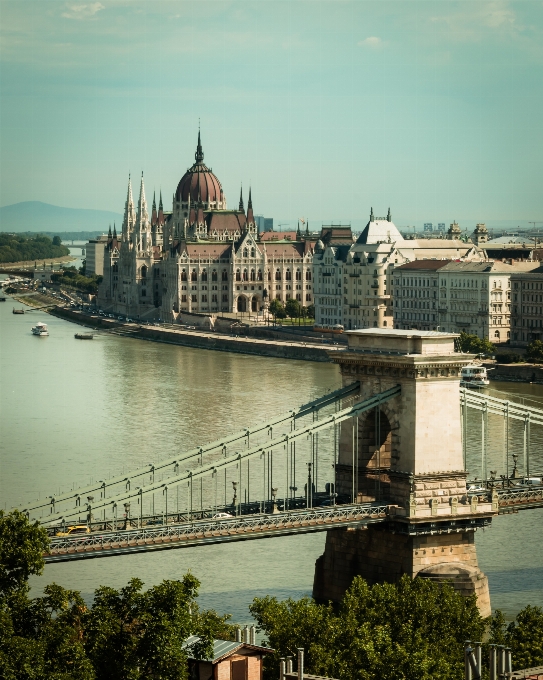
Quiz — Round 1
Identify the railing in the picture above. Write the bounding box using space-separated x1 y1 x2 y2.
45 502 390 562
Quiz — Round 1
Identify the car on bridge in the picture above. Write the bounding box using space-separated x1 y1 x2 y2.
55 525 90 537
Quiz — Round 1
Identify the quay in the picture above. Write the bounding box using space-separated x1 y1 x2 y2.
50 306 341 362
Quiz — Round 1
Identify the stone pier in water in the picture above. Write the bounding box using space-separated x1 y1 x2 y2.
313 329 495 617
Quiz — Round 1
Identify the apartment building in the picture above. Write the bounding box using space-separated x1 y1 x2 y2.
510 266 543 346
392 260 450 331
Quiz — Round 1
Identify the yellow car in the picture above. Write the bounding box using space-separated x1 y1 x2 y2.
56 525 90 537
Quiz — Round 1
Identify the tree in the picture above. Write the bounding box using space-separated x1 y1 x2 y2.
456 331 495 355
306 304 315 319
52 236 62 246
250 575 485 680
285 298 301 320
489 606 543 670
269 299 286 321
526 340 543 363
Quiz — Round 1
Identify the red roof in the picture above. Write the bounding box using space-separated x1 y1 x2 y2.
260 231 298 241
176 163 223 203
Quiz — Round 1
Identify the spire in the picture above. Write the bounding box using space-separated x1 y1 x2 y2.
246 186 254 226
137 172 148 221
159 190 163 210
370 207 374 222
113 223 117 238
297 220 301 239
387 207 391 222
195 127 204 164
108 224 112 238
248 187 252 210
122 174 136 239
158 190 164 225
306 220 309 236
239 185 244 212
151 191 157 226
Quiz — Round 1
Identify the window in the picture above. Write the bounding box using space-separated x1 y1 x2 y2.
236 270 241 282
212 294 217 302
141 265 147 278
257 270 263 281
251 248 256 257
306 271 312 281
222 271 228 281
222 294 228 302
494 330 500 339
243 248 248 258
286 270 292 281
201 270 208 282
191 270 197 282
306 293 312 301
141 289 146 296
212 270 218 282
191 295 197 303
242 269 248 281
250 269 256 281
275 269 281 281
181 270 187 281
181 294 187 302
296 269 302 281
202 294 208 302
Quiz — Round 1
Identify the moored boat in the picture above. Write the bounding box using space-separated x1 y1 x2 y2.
460 364 489 388
13 308 25 314
31 322 49 336
74 333 94 340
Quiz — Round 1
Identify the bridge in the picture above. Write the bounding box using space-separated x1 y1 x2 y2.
14 329 543 616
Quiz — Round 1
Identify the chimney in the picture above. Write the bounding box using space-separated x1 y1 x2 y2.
297 649 304 680
236 628 242 642
250 625 256 645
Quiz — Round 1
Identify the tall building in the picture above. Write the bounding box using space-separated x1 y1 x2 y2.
392 260 450 331
84 235 108 276
313 209 485 330
98 133 314 319
510 267 543 346
423 223 433 232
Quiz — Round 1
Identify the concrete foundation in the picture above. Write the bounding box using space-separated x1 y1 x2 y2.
313 525 491 617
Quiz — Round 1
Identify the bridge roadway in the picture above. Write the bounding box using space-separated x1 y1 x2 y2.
44 502 390 563
43 481 543 563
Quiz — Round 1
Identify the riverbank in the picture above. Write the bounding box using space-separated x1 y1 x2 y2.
50 307 340 362
484 361 543 385
0 254 76 270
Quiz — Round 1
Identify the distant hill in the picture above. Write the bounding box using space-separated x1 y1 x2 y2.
0 201 122 234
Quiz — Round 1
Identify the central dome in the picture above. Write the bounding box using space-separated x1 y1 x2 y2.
175 132 223 204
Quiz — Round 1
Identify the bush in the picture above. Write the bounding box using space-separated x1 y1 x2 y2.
456 332 495 355
526 340 543 363
495 352 523 364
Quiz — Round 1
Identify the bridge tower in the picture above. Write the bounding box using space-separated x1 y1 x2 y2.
313 329 495 616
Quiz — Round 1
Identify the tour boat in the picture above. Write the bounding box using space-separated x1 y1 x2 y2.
460 365 489 388
31 322 49 336
12 308 25 314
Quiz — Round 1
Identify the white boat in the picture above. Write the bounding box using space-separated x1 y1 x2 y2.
31 322 49 337
460 364 489 388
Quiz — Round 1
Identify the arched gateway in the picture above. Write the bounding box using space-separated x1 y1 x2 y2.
313 328 494 617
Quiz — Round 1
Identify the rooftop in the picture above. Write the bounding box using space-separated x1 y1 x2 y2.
394 260 452 271
345 328 459 356
182 636 272 663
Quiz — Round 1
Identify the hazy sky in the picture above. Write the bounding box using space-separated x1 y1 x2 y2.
1 0 542 229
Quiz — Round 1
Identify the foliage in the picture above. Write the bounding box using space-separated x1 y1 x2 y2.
306 304 315 319
489 606 543 670
0 233 69 264
269 299 286 319
52 236 62 246
456 331 495 355
0 511 236 680
51 266 102 294
251 575 485 680
285 298 301 319
526 340 543 363
495 352 523 364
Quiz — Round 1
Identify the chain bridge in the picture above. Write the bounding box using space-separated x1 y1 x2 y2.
14 329 543 616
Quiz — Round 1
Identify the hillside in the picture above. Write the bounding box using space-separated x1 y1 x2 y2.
0 201 122 233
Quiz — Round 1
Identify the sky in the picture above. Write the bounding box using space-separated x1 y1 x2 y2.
0 0 542 230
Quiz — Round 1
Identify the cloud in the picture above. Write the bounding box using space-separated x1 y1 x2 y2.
429 1 517 36
61 2 104 20
358 36 382 48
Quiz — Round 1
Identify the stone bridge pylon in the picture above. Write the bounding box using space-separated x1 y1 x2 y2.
313 329 495 617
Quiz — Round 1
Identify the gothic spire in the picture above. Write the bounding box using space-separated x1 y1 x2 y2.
239 185 244 212
159 190 163 210
151 191 157 226
387 207 391 222
108 224 112 238
122 174 136 239
113 222 117 238
297 220 301 239
248 187 252 209
306 220 309 236
195 128 204 164
370 207 374 222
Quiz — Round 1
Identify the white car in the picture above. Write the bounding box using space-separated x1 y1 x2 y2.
212 512 233 519
520 477 542 486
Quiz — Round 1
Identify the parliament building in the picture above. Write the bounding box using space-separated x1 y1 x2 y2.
97 133 315 320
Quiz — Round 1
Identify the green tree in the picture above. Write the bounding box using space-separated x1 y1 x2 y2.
456 331 495 355
285 298 301 319
526 340 543 363
52 236 62 246
251 575 485 680
0 510 49 596
306 304 315 319
269 299 286 321
490 606 543 670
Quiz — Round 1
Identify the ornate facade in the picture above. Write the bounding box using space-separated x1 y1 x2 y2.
98 133 315 320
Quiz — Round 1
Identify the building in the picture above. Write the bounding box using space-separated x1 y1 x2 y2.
510 266 543 346
184 635 272 680
98 133 315 319
84 235 108 276
437 223 446 232
313 209 485 330
392 260 451 331
471 223 489 246
423 223 433 232
255 215 273 232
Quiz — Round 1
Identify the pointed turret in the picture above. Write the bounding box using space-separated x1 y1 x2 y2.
370 207 374 222
122 174 137 241
387 207 391 222
158 190 164 225
151 191 157 226
296 220 302 239
113 223 117 239
306 220 309 236
108 224 112 238
247 187 254 225
239 185 244 212
195 128 204 164
135 172 151 251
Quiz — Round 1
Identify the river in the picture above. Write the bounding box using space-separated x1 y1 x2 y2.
0 291 541 623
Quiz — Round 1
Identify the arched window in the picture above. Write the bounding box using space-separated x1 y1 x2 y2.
243 248 248 258
236 269 241 282
257 270 263 281
251 248 256 257
275 269 281 281
285 269 292 281
201 270 208 282
242 269 248 281
306 271 311 281
222 271 228 281
212 270 218 282
295 269 302 281
191 269 197 282
268 271 271 281
494 330 500 338
250 269 256 281
181 270 187 281
141 265 147 278
113 262 118 273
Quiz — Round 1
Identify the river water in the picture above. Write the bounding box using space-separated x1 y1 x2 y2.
0 290 541 622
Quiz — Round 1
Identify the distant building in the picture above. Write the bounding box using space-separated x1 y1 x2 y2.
471 223 489 246
423 223 433 232
85 235 108 276
437 223 446 232
392 260 451 331
255 215 273 232
510 266 543 346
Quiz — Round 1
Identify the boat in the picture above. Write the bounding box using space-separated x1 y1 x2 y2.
460 364 489 388
0 296 6 302
75 333 94 340
12 308 24 314
31 322 49 336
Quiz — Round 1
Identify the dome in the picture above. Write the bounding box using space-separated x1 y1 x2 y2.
175 132 223 204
